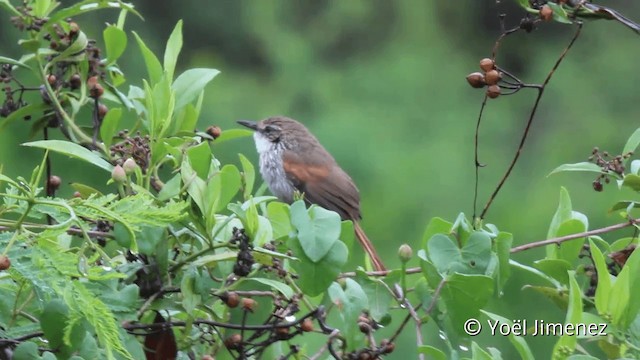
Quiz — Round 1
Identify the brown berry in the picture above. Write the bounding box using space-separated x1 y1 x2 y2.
484 70 502 86
593 180 603 192
48 175 61 190
479 58 495 72
224 334 242 350
275 325 289 339
466 72 486 89
206 125 222 139
300 318 314 332
69 74 81 89
358 321 371 334
486 85 501 99
0 255 10 270
90 83 104 98
241 297 256 312
224 291 240 308
97 103 108 119
540 5 553 22
87 76 98 89
357 353 372 360
69 22 79 37
382 341 395 354
47 74 56 86
73 191 82 198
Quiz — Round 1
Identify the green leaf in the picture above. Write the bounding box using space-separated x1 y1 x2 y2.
554 219 587 264
421 216 453 248
440 273 493 335
427 231 492 275
482 310 535 360
0 102 50 131
103 25 127 65
132 32 163 85
552 272 582 359
211 164 242 213
609 200 640 212
70 182 103 198
51 31 89 65
533 259 572 286
546 2 573 24
356 276 393 322
622 174 640 192
246 278 294 299
328 279 368 350
523 285 568 310
186 141 212 180
172 68 220 110
494 232 512 291
47 0 141 26
181 266 201 315
0 56 31 69
548 162 602 176
136 225 165 256
212 128 254 144
289 236 348 297
22 140 113 173
163 20 183 81
267 202 291 239
623 127 640 156
417 346 447 360
157 173 181 201
471 342 494 360
239 153 255 199
12 341 39 360
589 239 611 316
99 107 122 150
290 200 341 262
191 251 237 267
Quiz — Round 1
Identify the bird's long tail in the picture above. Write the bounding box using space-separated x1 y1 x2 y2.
354 222 386 271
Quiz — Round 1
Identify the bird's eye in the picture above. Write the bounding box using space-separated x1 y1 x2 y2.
264 125 277 134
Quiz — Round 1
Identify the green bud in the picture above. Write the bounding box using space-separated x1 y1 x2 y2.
398 244 413 263
122 158 137 175
111 165 126 183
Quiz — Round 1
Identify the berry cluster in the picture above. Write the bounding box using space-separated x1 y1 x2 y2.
231 227 254 277
109 130 152 172
588 147 633 192
466 58 503 99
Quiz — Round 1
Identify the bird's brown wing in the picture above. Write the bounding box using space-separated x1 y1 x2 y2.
282 149 361 221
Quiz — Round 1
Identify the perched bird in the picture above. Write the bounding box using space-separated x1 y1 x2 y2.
238 116 386 271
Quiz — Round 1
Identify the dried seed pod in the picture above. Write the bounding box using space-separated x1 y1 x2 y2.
466 72 486 88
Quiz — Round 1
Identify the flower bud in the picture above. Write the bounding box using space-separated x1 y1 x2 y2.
111 165 126 183
398 244 413 263
122 158 137 175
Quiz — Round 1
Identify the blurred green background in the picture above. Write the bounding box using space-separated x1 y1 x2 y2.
1 1 640 358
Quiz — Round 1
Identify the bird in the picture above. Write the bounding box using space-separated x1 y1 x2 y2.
237 116 386 271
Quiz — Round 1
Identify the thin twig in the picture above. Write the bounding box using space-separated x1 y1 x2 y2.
511 217 639 253
480 23 583 220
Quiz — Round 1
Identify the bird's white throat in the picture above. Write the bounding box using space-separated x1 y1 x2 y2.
253 132 273 155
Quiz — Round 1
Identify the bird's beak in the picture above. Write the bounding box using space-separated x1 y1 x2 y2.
237 120 258 131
